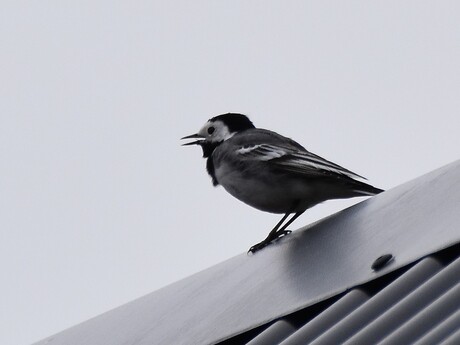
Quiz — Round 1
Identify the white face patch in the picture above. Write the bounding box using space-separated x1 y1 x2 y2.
197 120 235 143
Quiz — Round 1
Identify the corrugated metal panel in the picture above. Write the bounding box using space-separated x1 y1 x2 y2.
379 283 460 345
308 257 444 345
279 289 370 345
415 309 460 345
220 244 460 345
440 328 460 345
246 320 296 345
346 258 460 344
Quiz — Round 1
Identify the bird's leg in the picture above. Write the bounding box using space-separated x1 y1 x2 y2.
248 210 304 254
274 211 305 238
248 213 290 254
264 212 292 240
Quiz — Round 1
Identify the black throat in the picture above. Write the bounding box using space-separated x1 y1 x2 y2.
200 141 221 186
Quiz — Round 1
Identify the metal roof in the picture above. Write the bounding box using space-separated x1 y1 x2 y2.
34 160 460 345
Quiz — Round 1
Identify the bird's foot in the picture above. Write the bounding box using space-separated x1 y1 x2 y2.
248 241 269 254
247 229 292 254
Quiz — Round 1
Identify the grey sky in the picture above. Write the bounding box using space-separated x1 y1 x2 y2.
1 1 459 344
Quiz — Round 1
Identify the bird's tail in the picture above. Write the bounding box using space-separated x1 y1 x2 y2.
352 181 384 196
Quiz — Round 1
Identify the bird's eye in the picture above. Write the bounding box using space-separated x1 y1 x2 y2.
207 126 215 134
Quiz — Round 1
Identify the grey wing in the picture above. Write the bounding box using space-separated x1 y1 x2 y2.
236 143 366 180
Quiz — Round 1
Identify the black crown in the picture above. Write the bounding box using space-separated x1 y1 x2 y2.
209 113 255 133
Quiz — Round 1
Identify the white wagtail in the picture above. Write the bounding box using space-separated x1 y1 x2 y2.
182 113 383 253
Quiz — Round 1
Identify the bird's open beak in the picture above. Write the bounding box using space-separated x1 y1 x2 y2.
181 133 205 146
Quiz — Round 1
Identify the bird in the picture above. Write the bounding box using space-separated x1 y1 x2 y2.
181 113 383 253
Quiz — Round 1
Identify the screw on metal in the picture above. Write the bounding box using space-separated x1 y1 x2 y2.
371 254 394 271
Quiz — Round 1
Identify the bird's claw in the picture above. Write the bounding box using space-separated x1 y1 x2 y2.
247 229 292 254
248 241 268 254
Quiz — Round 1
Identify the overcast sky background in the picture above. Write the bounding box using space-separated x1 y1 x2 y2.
1 1 459 344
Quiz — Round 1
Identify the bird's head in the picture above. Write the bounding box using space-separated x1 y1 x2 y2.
181 113 255 157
